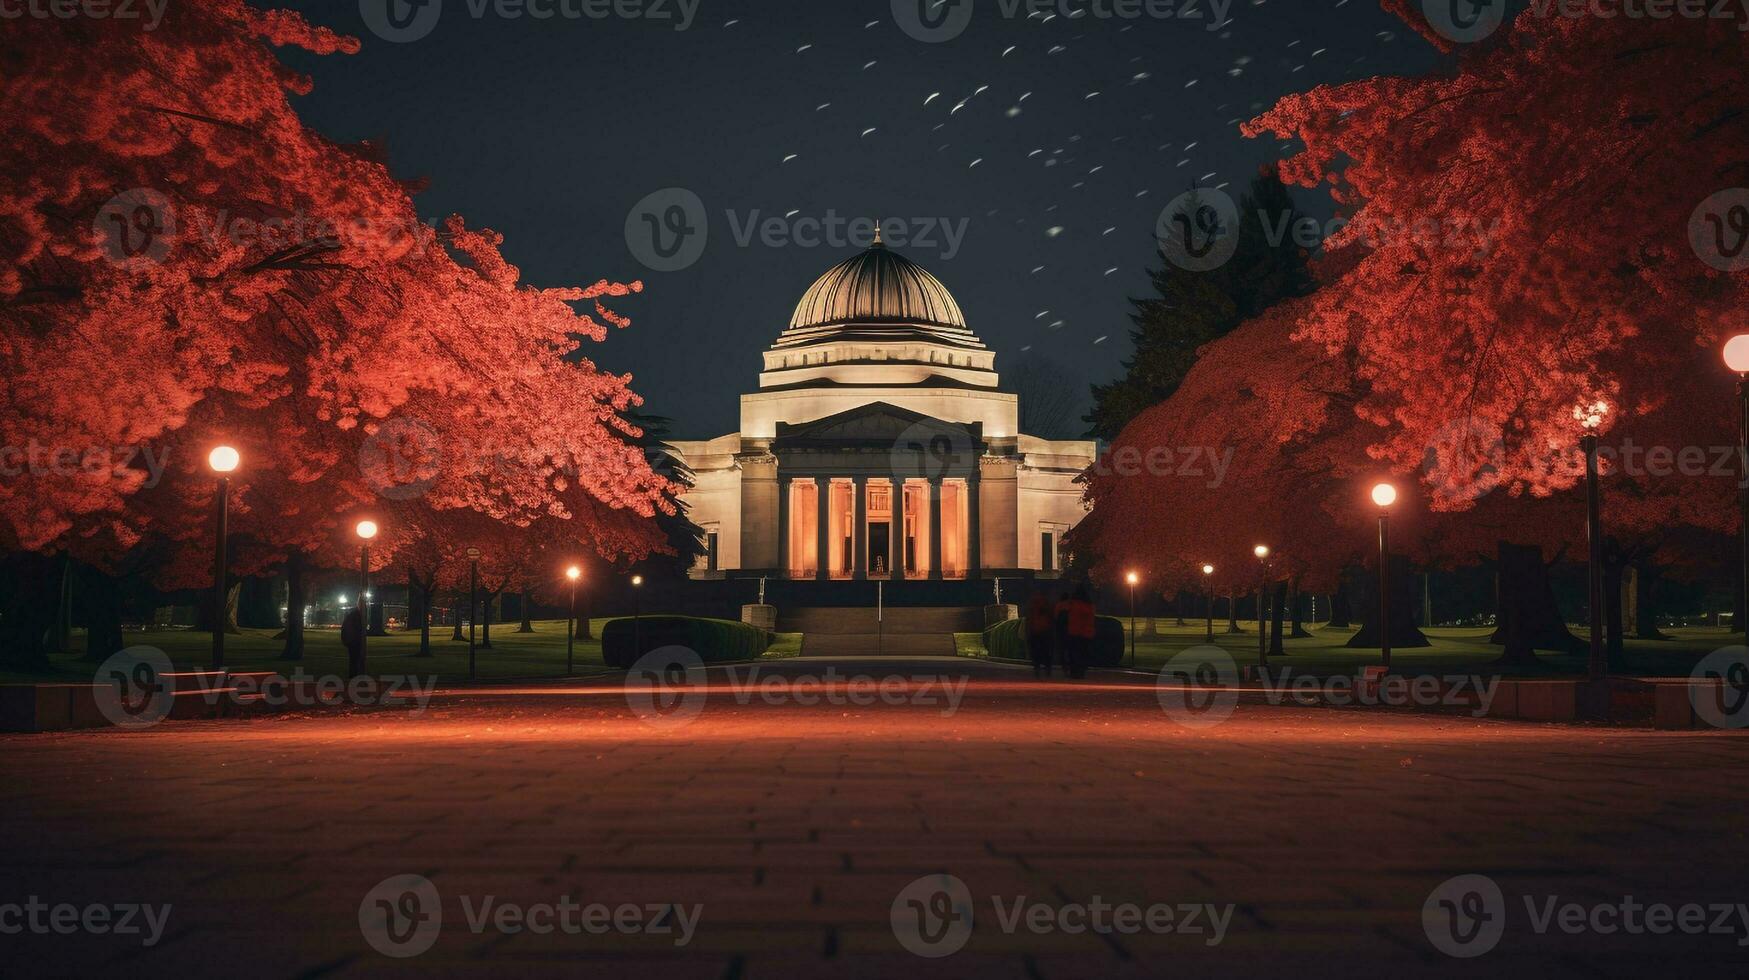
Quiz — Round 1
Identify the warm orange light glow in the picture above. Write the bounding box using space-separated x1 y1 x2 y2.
1573 399 1610 431
566 566 581 581
631 575 644 587
1726 334 1749 374
207 445 240 473
1126 571 1139 586
1253 544 1270 559
1370 482 1397 509
355 520 378 540
1201 563 1215 576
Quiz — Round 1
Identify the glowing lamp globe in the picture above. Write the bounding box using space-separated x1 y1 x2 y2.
355 520 378 540
1370 482 1398 509
566 566 582 582
631 575 644 587
1253 544 1270 559
207 445 240 473
1126 571 1139 586
1201 564 1215 576
1725 334 1749 374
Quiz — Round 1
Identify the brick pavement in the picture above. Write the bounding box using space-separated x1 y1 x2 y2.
3 657 1747 978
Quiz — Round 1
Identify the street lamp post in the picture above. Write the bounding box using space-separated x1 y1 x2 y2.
1201 564 1215 643
1125 571 1139 669
1576 400 1609 684
631 574 644 658
466 547 481 680
1724 335 1749 635
1370 483 1397 669
206 446 240 671
1253 544 1270 668
565 565 581 676
354 520 377 677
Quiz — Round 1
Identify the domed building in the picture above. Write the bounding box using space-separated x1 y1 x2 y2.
668 238 1096 589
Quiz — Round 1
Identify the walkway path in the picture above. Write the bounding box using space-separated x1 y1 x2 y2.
4 657 1746 977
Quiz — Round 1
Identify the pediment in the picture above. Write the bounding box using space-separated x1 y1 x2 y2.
773 402 982 449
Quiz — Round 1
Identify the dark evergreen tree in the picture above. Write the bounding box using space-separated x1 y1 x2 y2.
1086 167 1313 440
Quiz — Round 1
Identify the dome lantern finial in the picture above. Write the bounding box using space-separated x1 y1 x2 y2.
871 219 883 247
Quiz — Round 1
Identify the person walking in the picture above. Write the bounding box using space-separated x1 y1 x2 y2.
1025 592 1057 678
1058 585 1097 679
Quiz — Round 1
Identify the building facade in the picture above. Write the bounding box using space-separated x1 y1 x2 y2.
668 238 1097 584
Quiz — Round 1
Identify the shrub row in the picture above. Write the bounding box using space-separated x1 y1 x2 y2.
981 616 1126 667
602 615 771 668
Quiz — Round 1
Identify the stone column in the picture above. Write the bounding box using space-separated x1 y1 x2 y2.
967 476 981 578
928 477 943 581
853 476 867 580
816 477 829 582
889 485 903 581
776 476 790 578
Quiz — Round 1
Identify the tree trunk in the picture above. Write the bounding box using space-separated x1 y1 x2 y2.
1420 573 1434 628
79 565 126 663
1174 590 1186 627
48 555 73 654
451 596 466 641
1225 591 1241 633
1269 579 1287 656
0 553 58 670
1602 542 1628 669
280 550 306 661
1632 562 1670 639
481 593 495 648
517 589 535 633
414 574 433 658
1488 541 1583 664
237 575 280 629
1328 578 1352 629
1288 576 1311 638
405 566 424 632
1346 555 1431 650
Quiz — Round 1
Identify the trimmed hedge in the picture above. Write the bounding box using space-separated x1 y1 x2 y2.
982 615 1126 667
602 615 771 668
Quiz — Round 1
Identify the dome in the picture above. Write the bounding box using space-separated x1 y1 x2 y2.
787 239 967 333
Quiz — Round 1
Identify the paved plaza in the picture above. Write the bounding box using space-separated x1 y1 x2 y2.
4 657 1748 977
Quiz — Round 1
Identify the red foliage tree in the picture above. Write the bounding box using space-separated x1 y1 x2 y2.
1080 7 1749 662
0 3 675 665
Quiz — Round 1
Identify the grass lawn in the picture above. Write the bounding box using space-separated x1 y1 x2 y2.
3 619 805 685
957 621 1740 679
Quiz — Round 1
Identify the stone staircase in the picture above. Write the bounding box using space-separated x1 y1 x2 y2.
781 607 980 657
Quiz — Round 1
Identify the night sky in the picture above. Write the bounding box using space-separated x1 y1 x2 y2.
277 0 1440 438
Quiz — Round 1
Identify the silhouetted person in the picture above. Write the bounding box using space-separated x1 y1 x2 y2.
1025 592 1056 678
1057 585 1097 679
340 606 365 679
